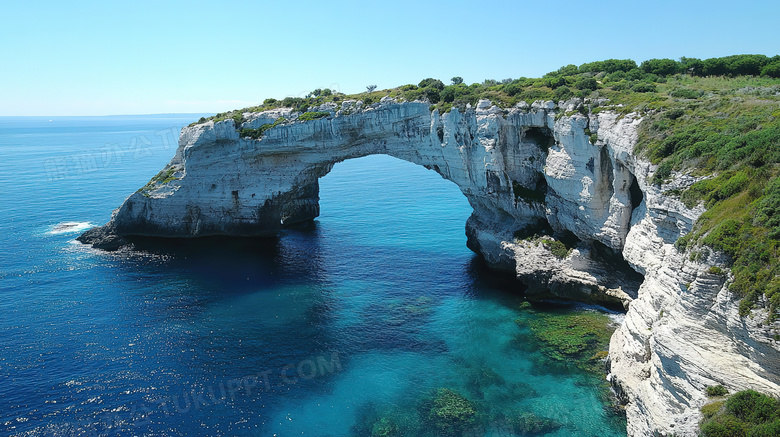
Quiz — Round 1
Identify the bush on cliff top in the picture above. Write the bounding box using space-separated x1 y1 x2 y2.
196 54 780 125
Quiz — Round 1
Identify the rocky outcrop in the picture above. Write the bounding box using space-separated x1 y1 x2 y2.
80 98 780 436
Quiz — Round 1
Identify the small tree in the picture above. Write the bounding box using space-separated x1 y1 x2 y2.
440 86 456 103
451 76 463 85
640 58 680 76
762 61 780 78
575 77 598 91
366 84 377 93
418 78 445 90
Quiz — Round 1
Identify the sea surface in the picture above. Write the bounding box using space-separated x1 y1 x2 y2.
0 115 626 436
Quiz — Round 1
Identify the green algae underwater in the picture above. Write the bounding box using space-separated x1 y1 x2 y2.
349 300 625 437
514 301 616 375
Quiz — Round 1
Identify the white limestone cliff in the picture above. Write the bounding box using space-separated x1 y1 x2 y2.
79 99 780 436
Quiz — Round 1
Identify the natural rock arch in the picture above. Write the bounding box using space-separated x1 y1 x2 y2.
80 99 648 308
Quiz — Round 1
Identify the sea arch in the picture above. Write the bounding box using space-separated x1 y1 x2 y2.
80 100 645 306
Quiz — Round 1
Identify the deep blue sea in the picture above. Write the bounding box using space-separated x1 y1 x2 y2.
0 116 626 436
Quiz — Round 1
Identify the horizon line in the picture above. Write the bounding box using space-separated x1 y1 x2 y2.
0 112 215 118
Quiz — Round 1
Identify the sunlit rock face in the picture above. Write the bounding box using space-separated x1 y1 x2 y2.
80 98 779 436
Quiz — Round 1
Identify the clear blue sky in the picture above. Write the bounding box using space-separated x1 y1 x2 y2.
1 0 778 116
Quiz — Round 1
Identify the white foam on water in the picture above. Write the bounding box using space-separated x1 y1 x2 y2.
48 221 92 235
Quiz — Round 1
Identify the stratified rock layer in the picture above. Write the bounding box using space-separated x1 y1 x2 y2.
80 99 780 436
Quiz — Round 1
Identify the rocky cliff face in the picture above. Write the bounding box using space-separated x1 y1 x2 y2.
80 98 780 436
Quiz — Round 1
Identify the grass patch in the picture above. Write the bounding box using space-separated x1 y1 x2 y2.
298 111 330 121
702 400 725 419
137 167 180 196
239 117 287 140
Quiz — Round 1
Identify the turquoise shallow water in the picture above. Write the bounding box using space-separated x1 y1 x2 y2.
0 116 626 436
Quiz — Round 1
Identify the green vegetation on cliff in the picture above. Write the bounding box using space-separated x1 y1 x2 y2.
137 166 180 197
238 116 286 140
700 389 780 437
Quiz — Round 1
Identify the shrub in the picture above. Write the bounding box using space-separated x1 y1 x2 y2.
631 82 657 93
578 58 637 74
670 88 702 99
749 419 780 437
418 78 444 90
702 219 742 256
626 68 646 80
553 85 573 101
239 117 286 140
611 81 628 91
440 86 456 103
699 389 780 435
298 111 330 121
422 87 441 103
700 414 750 437
574 77 598 91
755 177 780 238
708 385 729 397
666 108 685 120
652 160 674 184
640 58 680 76
726 390 772 422
542 240 569 258
546 63 579 77
762 61 780 78
280 97 309 112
